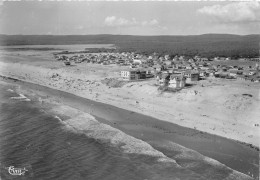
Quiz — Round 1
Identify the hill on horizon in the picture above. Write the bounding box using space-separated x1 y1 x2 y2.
0 34 259 58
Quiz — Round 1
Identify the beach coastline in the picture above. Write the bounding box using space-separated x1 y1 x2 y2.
0 58 259 147
0 79 256 180
0 74 259 179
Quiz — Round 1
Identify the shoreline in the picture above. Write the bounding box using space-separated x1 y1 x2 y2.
0 59 259 147
1 74 259 150
0 76 258 179
0 59 259 148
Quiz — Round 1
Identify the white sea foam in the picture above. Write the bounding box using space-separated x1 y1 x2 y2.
10 93 31 101
49 105 253 179
7 89 14 92
52 105 179 165
54 115 63 122
153 141 253 180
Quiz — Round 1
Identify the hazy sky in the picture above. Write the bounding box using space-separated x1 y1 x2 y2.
0 1 259 35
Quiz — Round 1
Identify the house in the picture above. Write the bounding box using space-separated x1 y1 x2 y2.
242 70 252 76
229 70 238 78
121 70 137 80
164 55 170 60
159 57 165 62
157 73 170 86
237 75 246 81
168 75 186 89
153 64 164 72
200 66 209 70
173 56 179 62
249 71 256 76
164 60 172 67
188 59 194 63
181 71 199 82
199 71 207 78
167 69 174 74
219 72 229 78
133 59 142 65
206 70 215 77
226 57 231 61
136 70 146 79
201 57 209 61
185 65 192 70
145 69 154 78
251 78 260 82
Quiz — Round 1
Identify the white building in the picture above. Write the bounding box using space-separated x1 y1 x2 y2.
121 70 136 80
133 59 142 65
168 75 186 88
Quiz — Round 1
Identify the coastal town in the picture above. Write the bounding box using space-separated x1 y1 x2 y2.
1 43 259 180
54 52 260 91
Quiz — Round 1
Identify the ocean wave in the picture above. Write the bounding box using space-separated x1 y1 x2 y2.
7 89 14 92
51 105 253 180
54 115 63 122
52 105 178 164
151 141 253 180
10 93 31 101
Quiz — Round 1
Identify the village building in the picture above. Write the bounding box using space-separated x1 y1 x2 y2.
164 55 170 60
206 70 215 77
249 71 256 76
199 66 209 70
136 70 146 79
121 70 137 81
236 75 246 81
219 72 229 78
153 64 164 72
242 70 256 76
181 71 199 82
157 73 170 86
185 65 192 70
120 69 147 81
199 71 207 78
132 59 142 65
143 68 154 78
188 59 194 63
168 75 186 89
228 70 238 78
164 60 172 67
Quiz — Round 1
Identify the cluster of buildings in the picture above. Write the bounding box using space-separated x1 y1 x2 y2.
214 64 260 82
121 68 201 89
54 52 149 65
53 51 260 89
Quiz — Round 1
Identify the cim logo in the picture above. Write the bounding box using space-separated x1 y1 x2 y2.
8 166 28 176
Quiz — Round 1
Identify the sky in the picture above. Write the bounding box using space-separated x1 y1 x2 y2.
0 1 259 35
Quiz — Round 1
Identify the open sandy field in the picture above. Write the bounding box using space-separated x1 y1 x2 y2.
0 47 259 148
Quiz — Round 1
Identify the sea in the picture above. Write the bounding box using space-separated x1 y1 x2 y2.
0 82 153 180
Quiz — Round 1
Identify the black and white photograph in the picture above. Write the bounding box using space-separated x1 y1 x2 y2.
0 0 259 179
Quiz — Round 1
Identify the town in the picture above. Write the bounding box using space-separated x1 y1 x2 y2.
54 51 260 91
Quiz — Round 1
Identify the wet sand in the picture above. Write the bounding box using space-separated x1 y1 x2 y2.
1 76 258 179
